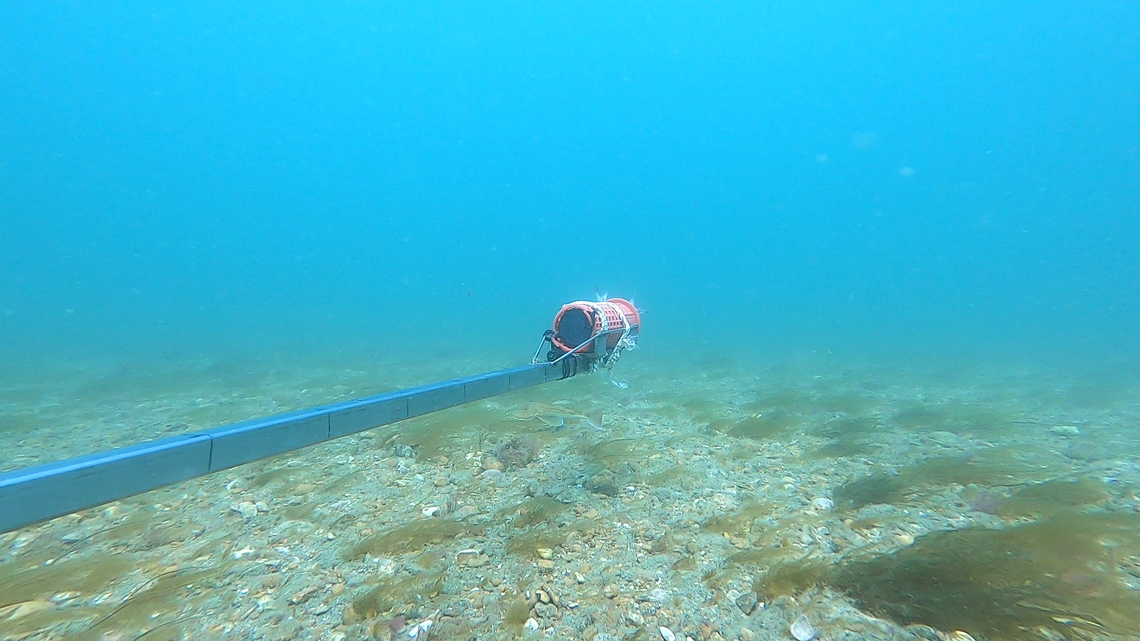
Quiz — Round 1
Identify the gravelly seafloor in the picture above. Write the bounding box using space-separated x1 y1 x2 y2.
2 353 1138 641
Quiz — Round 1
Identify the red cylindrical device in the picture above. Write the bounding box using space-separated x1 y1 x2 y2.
551 298 641 355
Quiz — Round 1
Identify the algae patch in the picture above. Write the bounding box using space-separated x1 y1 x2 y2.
834 513 1140 640
344 518 472 560
352 573 443 618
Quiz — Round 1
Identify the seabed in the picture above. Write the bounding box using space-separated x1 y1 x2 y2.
2 352 1138 641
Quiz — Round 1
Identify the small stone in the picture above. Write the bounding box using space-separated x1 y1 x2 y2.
433 475 449 487
736 591 759 615
587 470 619 496
288 586 319 605
537 559 554 569
771 595 795 608
575 572 586 584
660 627 677 641
602 584 618 599
482 469 503 479
810 497 835 511
407 620 433 638
1051 425 1080 437
790 614 817 641
457 550 489 567
524 617 540 631
261 573 283 589
945 632 975 641
626 612 644 626
536 589 552 605
309 603 330 616
483 458 505 472
902 624 940 640
231 502 258 519
536 547 554 560
584 509 599 519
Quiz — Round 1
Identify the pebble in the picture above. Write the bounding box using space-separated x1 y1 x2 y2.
1050 425 1080 437
231 502 258 520
407 619 433 638
903 624 940 640
457 550 490 567
660 627 676 641
288 586 318 605
810 497 835 511
261 574 283 589
790 614 817 641
536 547 554 560
602 584 618 599
736 591 759 615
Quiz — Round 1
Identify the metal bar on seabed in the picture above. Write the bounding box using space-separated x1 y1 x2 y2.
0 361 568 534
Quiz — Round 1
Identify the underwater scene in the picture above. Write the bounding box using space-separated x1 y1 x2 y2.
1 2 1138 641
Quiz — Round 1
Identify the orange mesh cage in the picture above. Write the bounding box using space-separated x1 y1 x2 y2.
551 298 641 354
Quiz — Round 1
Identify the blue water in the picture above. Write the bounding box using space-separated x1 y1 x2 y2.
2 2 1138 368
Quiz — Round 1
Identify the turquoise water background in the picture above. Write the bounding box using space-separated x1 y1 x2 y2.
2 2 1137 370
